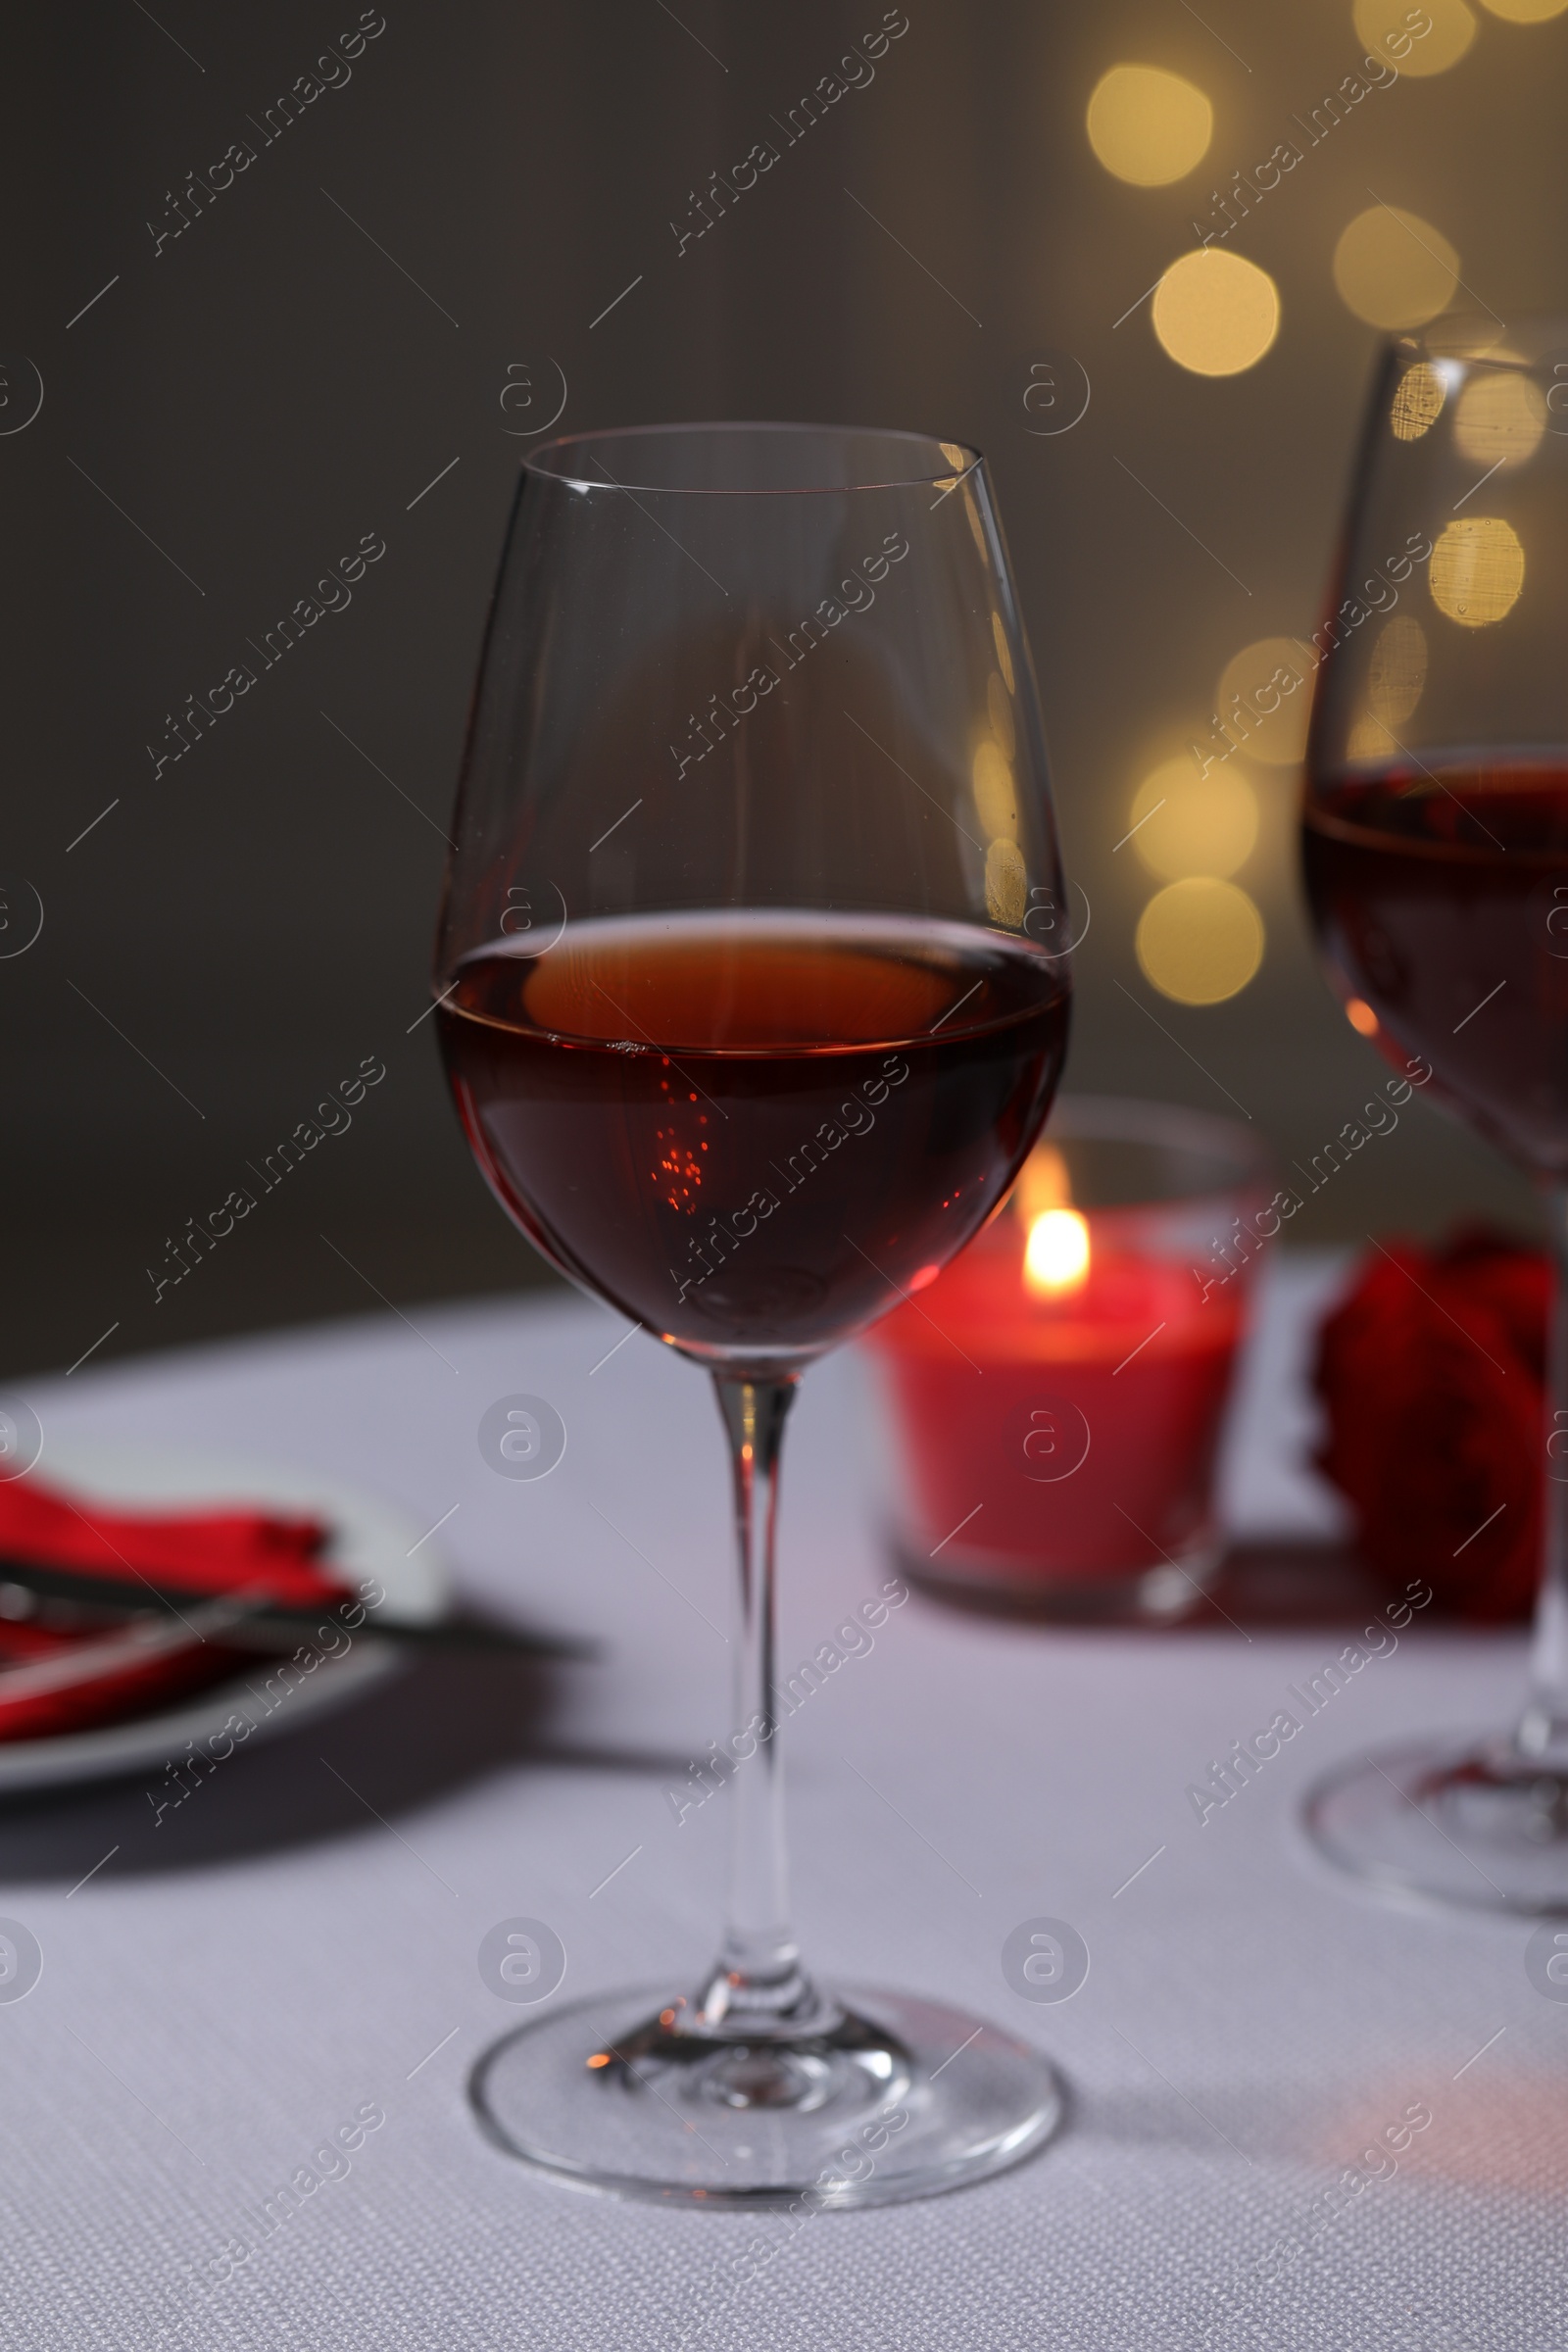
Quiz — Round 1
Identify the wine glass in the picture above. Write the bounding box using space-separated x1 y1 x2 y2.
432 423 1073 2201
1302 315 1568 1912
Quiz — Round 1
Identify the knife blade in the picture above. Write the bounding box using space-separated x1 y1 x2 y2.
0 1556 594 1661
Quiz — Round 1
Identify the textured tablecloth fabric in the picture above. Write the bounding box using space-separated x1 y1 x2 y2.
2 1256 1561 2351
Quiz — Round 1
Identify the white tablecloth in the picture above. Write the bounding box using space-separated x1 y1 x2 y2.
4 1257 1561 2350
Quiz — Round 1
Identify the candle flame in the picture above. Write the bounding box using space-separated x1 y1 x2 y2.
1016 1142 1090 1292
1016 1143 1071 1223
1024 1207 1091 1296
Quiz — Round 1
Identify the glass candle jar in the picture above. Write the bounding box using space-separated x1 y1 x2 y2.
863 1097 1275 1621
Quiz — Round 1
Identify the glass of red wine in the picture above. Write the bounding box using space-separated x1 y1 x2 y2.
1303 316 1568 1912
432 424 1073 2200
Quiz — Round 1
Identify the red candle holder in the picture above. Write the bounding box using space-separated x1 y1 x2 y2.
863 1098 1275 1621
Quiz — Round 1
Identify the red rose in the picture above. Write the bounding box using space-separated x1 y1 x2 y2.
1313 1225 1550 1621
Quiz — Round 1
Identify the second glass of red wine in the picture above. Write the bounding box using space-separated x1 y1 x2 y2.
1304 316 1568 1913
433 424 1073 2200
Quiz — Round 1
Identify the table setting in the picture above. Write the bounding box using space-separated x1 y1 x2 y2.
2 1249 1561 2346
7 344 1568 2344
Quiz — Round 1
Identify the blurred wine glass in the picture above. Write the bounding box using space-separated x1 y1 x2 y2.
1303 317 1568 1912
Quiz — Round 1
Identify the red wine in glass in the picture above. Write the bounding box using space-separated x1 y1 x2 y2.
438 911 1069 1365
1303 762 1568 1178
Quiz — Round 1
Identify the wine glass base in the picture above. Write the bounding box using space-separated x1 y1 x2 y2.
1305 1736 1568 1915
468 1983 1066 2207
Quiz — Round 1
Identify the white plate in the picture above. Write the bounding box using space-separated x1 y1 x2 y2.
0 1442 448 1794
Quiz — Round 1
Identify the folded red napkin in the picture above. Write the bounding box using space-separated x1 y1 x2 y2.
0 1474 347 1744
0 1476 343 1607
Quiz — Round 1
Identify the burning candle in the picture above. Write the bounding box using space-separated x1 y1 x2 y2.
863 1099 1273 1619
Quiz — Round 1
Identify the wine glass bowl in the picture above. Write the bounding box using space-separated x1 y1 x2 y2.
434 423 1073 2197
1302 317 1568 1912
435 425 1070 1379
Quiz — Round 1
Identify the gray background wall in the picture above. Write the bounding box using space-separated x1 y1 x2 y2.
4 0 1563 1381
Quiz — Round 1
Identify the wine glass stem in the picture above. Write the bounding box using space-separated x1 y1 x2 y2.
1520 1184 1568 1765
695 1373 831 2035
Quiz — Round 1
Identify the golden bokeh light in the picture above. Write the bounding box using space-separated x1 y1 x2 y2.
1024 1207 1092 1296
987 671 1016 758
1346 997 1380 1037
1479 0 1568 19
1152 249 1280 376
1370 612 1428 721
990 612 1015 695
1430 516 1526 626
1348 612 1429 759
1129 756 1258 880
1214 637 1313 765
1016 1143 1071 1223
1353 0 1478 71
1333 207 1460 329
1086 65 1213 185
1390 360 1447 440
1136 877 1265 1004
972 740 1017 839
985 836 1027 928
1453 370 1548 469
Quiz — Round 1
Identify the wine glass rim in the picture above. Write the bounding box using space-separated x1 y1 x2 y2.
521 420 983 496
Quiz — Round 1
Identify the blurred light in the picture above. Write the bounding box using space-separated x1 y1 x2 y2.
985 837 1027 927
1454 370 1548 468
1430 517 1526 626
1353 0 1478 71
987 671 1016 757
1349 612 1429 757
1346 997 1381 1037
1480 0 1568 18
973 740 1017 838
1369 613 1429 721
1152 249 1280 376
1136 877 1265 1004
1086 65 1212 185
1214 637 1314 764
1016 1143 1071 1222
991 612 1015 694
1025 1208 1091 1296
1347 714 1393 760
1130 756 1258 879
934 441 967 502
1333 206 1460 328
1390 360 1447 440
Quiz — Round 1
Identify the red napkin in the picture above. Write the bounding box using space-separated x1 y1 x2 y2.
0 1475 347 1744
0 1476 343 1607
